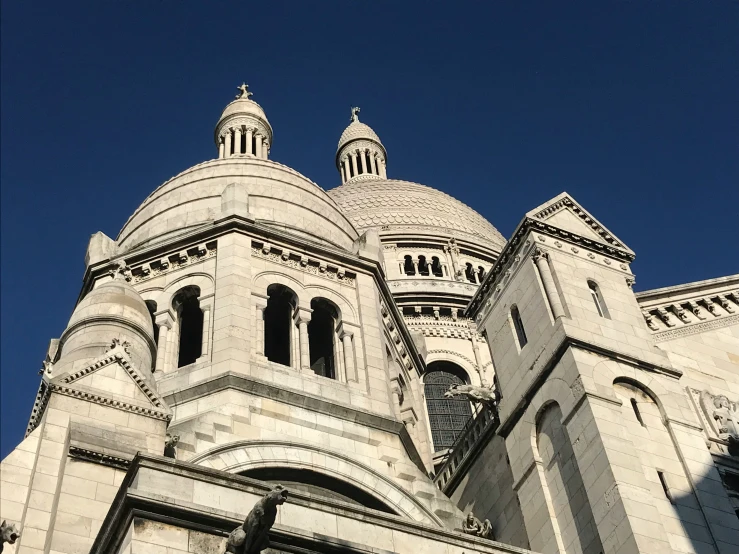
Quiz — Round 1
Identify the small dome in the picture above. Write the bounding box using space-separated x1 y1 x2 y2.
214 84 273 150
337 120 384 152
219 97 269 123
67 279 154 338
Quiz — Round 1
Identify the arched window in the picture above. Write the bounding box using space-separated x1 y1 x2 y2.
418 255 429 276
588 280 610 319
403 255 415 276
465 263 477 283
511 305 527 348
145 300 159 346
477 266 486 282
309 298 338 379
264 284 297 367
424 361 473 451
173 286 203 368
431 256 444 277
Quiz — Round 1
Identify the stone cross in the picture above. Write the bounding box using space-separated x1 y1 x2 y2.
236 83 253 100
350 106 360 122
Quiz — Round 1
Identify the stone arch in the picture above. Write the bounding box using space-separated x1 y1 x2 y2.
160 273 215 307
253 271 310 306
303 284 357 322
188 440 442 526
424 351 478 386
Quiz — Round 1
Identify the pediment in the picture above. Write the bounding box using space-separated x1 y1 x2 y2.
50 344 170 420
526 192 633 255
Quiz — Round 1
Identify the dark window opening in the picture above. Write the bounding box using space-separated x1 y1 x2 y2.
431 256 444 277
240 132 247 154
478 266 486 282
657 471 674 503
309 298 338 379
588 280 610 319
174 286 203 368
630 398 646 427
146 300 159 346
403 255 416 276
240 467 397 514
424 361 473 451
418 256 430 276
465 263 477 283
511 305 527 348
264 284 296 367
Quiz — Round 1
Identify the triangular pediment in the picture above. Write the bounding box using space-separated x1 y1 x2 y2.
525 192 633 255
50 344 171 420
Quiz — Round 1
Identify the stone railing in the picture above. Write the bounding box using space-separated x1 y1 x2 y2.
434 404 497 491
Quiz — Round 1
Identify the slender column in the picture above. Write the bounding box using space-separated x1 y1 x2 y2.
412 260 419 275
340 161 347 183
154 322 170 373
218 137 225 159
299 320 310 371
255 304 266 356
233 128 242 155
379 158 387 178
262 138 269 159
333 330 344 381
350 152 358 177
242 128 251 155
342 332 356 381
200 304 211 358
291 319 299 369
373 155 380 175
532 248 565 319
255 134 263 158
359 150 367 174
224 131 233 158
343 159 351 181
470 336 486 386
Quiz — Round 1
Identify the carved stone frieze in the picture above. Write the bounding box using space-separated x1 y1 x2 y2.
688 387 739 456
251 242 356 286
130 241 216 283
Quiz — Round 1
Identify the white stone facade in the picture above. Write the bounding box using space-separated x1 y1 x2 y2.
1 90 737 554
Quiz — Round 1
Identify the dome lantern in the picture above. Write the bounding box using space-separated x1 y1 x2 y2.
336 107 387 184
214 83 273 160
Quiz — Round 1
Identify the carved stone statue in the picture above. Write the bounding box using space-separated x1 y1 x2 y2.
164 434 179 459
110 260 132 281
445 384 498 408
236 83 253 100
0 520 21 553
225 485 288 553
700 391 739 445
107 338 131 355
350 106 360 122
462 511 494 540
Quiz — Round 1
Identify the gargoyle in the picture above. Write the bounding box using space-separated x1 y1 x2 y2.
444 383 498 408
462 511 494 540
0 520 21 553
225 485 288 553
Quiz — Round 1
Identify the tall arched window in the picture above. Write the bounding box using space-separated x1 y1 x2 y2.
588 280 610 319
418 255 429 276
403 255 415 276
264 284 297 367
173 286 203 368
465 263 477 283
477 266 486 282
424 361 473 451
431 256 444 277
511 305 527 348
309 298 338 379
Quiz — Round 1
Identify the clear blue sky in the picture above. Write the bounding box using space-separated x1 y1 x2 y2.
1 2 737 457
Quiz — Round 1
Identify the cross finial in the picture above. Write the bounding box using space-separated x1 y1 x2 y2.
350 106 360 122
236 83 253 100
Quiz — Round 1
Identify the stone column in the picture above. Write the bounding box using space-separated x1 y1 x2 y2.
262 138 269 159
373 155 380 175
379 158 387 178
224 131 233 158
350 152 358 178
233 128 242 155
218 137 225 159
295 308 312 372
255 302 266 356
245 128 253 155
255 134 263 158
343 158 351 181
532 248 565 319
359 150 367 174
471 336 486 386
412 260 419 275
154 321 171 373
199 303 211 358
333 330 344 381
341 332 356 381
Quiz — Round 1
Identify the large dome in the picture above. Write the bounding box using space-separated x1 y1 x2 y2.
328 179 506 251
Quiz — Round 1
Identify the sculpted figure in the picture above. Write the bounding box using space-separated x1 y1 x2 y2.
712 395 739 444
0 520 21 553
462 511 494 540
350 106 360 122
445 383 498 408
226 485 288 553
164 434 179 459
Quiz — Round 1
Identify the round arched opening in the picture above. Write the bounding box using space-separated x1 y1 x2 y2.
240 467 397 514
424 361 473 452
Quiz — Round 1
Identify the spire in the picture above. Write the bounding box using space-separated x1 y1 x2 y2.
336 107 387 184
214 83 273 160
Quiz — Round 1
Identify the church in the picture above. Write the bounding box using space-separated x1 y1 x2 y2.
1 84 738 554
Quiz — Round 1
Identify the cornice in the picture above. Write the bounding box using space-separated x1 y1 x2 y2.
50 384 171 421
652 313 739 342
69 445 131 470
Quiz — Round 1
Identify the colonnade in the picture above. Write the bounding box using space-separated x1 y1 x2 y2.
218 126 270 159
340 148 386 183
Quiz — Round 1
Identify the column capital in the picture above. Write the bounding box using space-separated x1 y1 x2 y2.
531 246 549 262
294 306 312 325
154 310 175 328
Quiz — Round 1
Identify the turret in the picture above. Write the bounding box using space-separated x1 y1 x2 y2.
336 107 387 183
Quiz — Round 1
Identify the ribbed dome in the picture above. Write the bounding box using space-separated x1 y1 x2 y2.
68 279 154 338
329 179 506 250
337 120 383 152
220 97 269 121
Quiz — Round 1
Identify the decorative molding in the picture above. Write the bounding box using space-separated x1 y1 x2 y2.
426 349 478 371
51 384 171 420
68 445 131 470
653 314 739 342
251 241 356 286
130 241 216 283
25 381 51 437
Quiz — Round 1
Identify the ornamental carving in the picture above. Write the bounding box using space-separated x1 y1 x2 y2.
1 520 21 551
217 115 271 143
462 511 494 540
226 485 288 554
130 242 216 283
252 242 356 286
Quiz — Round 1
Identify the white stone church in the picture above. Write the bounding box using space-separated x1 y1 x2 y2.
1 85 738 554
